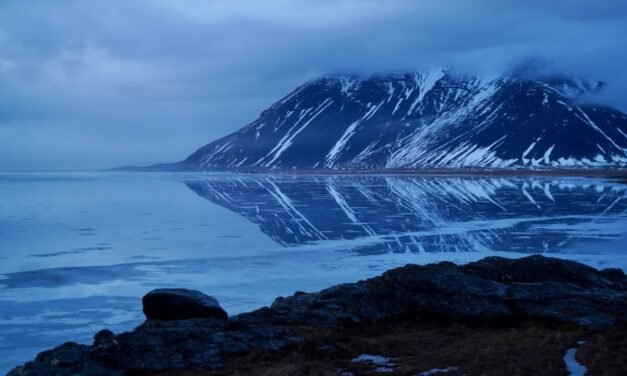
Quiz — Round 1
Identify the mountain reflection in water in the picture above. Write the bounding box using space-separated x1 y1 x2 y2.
187 176 627 255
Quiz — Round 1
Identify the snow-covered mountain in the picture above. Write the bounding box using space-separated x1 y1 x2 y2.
177 71 627 170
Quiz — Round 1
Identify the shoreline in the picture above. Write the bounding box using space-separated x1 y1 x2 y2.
263 168 627 178
10 255 627 375
4 167 627 179
110 164 627 178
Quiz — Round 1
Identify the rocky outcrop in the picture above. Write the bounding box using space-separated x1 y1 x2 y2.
464 255 626 289
9 255 627 375
142 288 228 321
242 255 627 329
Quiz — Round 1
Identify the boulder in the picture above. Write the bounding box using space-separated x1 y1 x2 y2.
462 255 623 289
142 289 228 321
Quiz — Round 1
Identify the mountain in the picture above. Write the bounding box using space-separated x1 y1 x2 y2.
175 71 627 170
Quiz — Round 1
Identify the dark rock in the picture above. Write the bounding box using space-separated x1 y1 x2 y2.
9 255 627 375
91 329 120 366
506 282 620 328
142 288 228 320
601 267 626 285
254 261 510 326
243 256 627 328
35 342 86 368
8 342 99 376
463 255 620 289
93 329 115 345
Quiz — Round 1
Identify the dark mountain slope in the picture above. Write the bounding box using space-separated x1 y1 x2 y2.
177 71 627 170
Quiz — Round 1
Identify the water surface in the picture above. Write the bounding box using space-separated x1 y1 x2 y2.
1 172 626 373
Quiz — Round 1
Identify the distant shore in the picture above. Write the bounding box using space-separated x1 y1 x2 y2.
114 163 627 178
265 167 627 178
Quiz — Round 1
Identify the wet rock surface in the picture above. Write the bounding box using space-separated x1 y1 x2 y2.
9 255 627 375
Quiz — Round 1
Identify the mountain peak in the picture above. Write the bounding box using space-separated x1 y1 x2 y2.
179 71 627 170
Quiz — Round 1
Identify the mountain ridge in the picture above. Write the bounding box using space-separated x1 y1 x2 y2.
161 70 627 171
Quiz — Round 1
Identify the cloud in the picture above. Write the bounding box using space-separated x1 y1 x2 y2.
0 0 626 170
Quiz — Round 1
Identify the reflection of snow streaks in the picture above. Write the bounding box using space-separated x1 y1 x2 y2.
187 176 627 255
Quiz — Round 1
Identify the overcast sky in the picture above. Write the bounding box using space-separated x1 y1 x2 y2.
1 0 626 171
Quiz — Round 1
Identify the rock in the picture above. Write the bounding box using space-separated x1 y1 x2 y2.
9 255 627 375
93 329 115 346
506 281 621 328
91 330 120 366
35 342 86 368
601 267 626 286
256 261 510 326
8 342 97 376
246 256 627 328
142 288 228 320
463 255 619 289
102 319 300 373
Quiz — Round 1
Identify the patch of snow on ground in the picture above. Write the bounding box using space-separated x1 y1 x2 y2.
352 354 396 372
563 341 587 376
418 366 459 375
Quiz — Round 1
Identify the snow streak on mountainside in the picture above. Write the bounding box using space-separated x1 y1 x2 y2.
181 71 627 169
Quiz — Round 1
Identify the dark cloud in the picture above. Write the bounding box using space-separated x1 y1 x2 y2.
0 0 625 170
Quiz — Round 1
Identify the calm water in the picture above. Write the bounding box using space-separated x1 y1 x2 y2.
1 172 627 373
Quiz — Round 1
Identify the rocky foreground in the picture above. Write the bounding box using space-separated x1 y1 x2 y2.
9 255 627 376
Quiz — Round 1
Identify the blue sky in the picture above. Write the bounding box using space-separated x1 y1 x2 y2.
1 0 626 170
